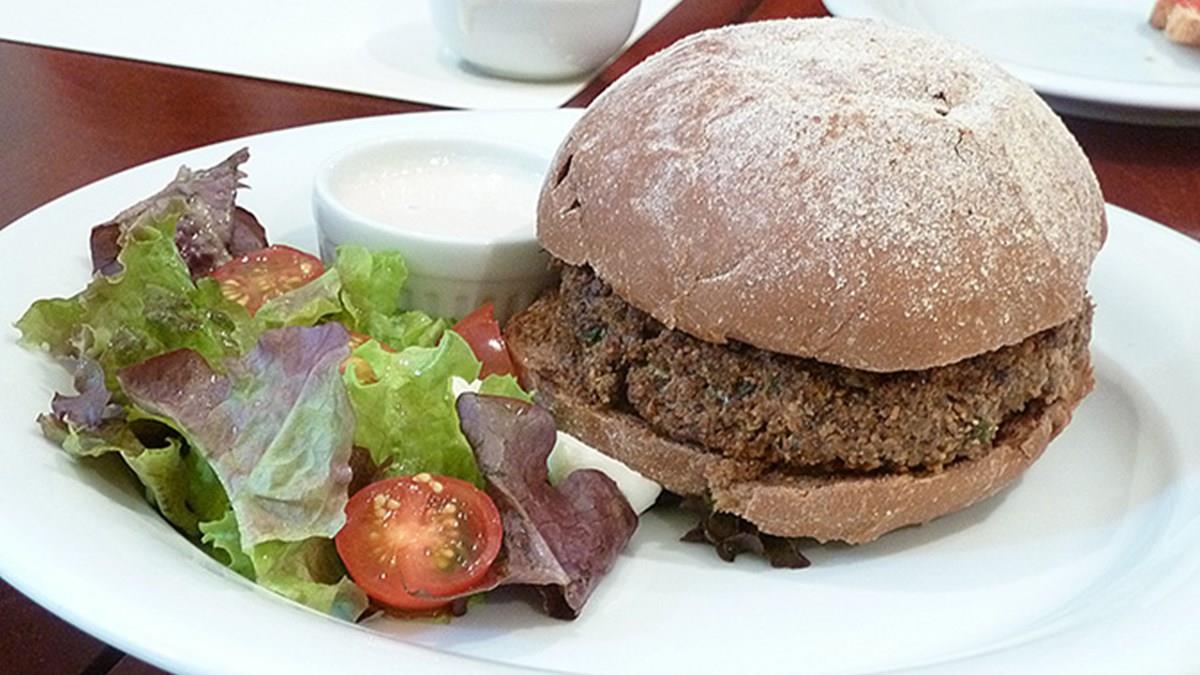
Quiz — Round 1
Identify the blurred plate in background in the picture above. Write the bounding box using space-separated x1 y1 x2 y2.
825 0 1200 125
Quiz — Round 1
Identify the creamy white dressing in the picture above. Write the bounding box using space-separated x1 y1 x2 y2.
546 430 662 514
332 151 540 241
450 377 663 514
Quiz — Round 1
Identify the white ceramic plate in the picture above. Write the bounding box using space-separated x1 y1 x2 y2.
825 0 1200 125
2 110 1199 674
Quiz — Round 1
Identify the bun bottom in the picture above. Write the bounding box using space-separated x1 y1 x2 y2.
508 296 1094 545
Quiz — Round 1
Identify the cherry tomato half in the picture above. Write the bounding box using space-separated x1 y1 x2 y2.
211 245 324 314
452 303 516 378
346 331 376 352
335 474 503 611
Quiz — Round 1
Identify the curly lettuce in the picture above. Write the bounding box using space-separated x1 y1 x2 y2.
255 245 444 350
115 323 368 620
201 510 368 621
90 148 267 278
16 208 256 388
343 331 484 485
118 324 355 548
17 166 519 623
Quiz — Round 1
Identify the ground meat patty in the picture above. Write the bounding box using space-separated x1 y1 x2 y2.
545 264 1092 474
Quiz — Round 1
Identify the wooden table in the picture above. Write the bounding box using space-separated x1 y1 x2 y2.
1 1 1197 673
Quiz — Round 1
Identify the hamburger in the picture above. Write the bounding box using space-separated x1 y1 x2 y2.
506 19 1106 546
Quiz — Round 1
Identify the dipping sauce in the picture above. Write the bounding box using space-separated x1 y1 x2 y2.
329 145 542 242
313 134 562 321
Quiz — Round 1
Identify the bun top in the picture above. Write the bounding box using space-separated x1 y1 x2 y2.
538 18 1105 372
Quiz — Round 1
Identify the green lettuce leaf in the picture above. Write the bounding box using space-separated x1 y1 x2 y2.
118 324 355 549
358 310 445 352
41 409 365 619
124 440 230 535
342 249 445 348
334 244 406 321
253 245 444 350
200 510 368 621
251 538 368 622
41 411 366 620
39 414 227 537
343 331 483 484
199 509 256 577
38 415 133 459
478 373 535 403
253 271 343 330
15 298 84 353
15 208 256 387
334 246 445 348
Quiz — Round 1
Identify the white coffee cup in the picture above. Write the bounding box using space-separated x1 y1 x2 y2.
429 0 643 81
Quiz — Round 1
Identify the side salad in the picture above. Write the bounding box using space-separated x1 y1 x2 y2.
16 150 644 622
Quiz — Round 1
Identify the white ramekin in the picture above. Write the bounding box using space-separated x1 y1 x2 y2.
429 0 642 81
312 137 556 322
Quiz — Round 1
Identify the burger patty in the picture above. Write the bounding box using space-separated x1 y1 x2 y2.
542 264 1092 475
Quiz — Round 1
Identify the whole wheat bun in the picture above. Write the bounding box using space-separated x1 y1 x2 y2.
538 18 1106 372
507 296 1094 544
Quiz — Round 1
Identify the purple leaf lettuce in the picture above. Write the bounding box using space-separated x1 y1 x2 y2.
47 357 123 430
455 393 637 619
91 148 268 278
118 323 355 548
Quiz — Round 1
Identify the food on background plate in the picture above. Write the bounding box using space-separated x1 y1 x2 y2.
1152 0 1200 46
1152 0 1172 26
16 150 643 622
508 18 1106 551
